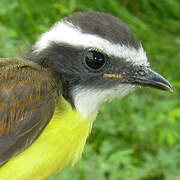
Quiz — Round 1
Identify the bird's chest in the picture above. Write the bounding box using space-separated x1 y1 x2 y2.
0 100 93 180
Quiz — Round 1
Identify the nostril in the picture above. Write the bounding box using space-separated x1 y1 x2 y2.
138 69 146 76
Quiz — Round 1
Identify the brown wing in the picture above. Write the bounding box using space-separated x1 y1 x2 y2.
0 58 60 166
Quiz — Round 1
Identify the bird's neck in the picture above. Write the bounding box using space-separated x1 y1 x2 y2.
0 98 95 180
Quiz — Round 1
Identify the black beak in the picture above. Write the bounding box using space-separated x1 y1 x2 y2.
131 67 173 92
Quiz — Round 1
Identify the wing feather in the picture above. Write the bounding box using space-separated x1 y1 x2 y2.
0 58 60 165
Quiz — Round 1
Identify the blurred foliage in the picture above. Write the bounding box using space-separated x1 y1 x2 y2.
0 0 180 179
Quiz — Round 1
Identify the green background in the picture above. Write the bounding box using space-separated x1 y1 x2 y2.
0 0 180 179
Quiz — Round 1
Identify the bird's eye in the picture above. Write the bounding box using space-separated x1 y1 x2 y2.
85 50 105 70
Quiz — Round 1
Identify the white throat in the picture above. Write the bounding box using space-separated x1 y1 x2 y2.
71 84 135 119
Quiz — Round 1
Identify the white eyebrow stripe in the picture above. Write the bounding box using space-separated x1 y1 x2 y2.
34 21 149 66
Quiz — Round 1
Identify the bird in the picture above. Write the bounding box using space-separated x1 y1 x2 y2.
0 12 172 180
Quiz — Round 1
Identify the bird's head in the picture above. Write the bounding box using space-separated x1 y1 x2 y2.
28 12 172 119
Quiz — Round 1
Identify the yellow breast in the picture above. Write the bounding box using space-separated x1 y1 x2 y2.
0 98 94 180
